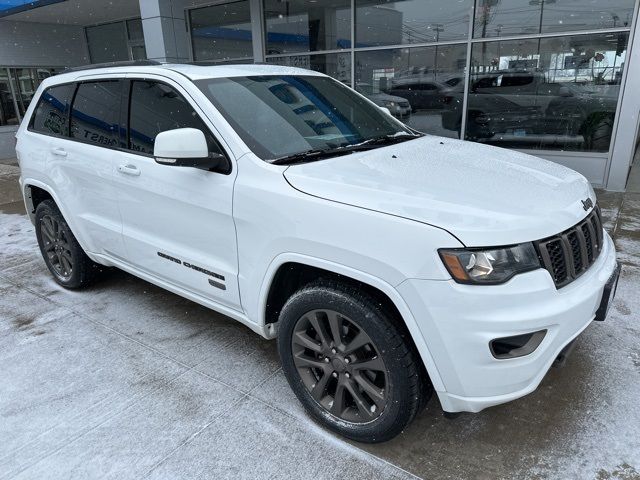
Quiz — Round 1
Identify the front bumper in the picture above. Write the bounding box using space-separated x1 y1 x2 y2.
397 232 618 413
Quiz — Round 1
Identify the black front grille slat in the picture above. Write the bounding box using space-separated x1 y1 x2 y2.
567 231 583 274
536 206 603 289
582 223 594 263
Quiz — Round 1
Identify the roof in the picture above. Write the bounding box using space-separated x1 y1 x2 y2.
55 62 326 83
165 63 326 80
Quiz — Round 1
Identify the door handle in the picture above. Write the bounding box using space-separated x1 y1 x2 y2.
51 147 67 157
117 164 141 176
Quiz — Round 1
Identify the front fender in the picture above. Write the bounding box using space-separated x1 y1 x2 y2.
254 252 447 393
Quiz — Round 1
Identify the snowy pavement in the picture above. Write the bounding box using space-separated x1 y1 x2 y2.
1 162 640 479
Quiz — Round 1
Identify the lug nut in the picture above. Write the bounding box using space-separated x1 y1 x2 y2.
324 357 330 363
332 372 338 378
331 348 337 354
344 358 350 364
345 372 350 378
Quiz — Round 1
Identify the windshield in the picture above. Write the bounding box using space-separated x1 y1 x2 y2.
195 75 416 162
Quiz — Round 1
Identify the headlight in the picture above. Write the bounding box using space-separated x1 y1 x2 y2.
383 100 396 107
439 243 541 285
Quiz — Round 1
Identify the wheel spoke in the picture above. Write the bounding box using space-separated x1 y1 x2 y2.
310 371 331 401
353 372 385 408
330 380 347 416
52 219 60 238
308 313 331 349
293 330 323 353
60 255 72 274
42 218 55 239
55 253 64 269
351 355 385 372
327 311 343 348
344 378 376 419
343 331 370 356
293 352 329 371
43 242 56 252
41 227 55 243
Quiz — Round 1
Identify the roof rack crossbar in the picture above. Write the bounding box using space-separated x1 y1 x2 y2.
63 60 163 73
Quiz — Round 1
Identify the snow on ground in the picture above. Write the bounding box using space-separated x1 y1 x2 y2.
1 187 640 479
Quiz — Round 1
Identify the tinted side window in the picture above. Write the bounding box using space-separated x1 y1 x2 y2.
128 80 222 156
70 81 121 148
500 75 534 88
30 84 75 136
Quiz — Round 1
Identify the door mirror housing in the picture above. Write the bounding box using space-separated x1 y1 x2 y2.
154 128 230 172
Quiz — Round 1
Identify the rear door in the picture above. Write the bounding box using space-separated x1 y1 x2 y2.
112 76 241 310
43 78 126 257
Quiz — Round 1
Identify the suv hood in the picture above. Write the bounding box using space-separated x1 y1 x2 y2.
283 136 594 246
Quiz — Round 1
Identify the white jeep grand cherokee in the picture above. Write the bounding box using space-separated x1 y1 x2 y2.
15 62 620 443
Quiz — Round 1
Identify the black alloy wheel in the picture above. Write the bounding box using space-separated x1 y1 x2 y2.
291 309 387 423
39 214 74 281
35 200 101 289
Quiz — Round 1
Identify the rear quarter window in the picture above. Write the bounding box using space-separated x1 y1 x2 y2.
29 84 75 137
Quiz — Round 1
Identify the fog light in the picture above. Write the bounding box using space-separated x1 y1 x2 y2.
490 330 547 359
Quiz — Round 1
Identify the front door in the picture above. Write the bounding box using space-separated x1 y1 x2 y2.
112 78 240 310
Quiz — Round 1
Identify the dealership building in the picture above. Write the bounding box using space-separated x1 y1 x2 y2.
1 0 639 190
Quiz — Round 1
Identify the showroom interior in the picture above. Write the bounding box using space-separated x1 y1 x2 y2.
1 0 639 190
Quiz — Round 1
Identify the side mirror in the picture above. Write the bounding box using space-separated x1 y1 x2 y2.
154 128 229 172
379 106 392 115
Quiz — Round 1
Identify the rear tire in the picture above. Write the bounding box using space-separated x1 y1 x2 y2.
35 200 102 289
277 280 431 443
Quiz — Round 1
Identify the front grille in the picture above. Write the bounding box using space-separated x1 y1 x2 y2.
399 101 410 108
535 206 604 288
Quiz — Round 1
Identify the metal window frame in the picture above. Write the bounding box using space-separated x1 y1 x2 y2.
5 67 22 124
604 0 640 190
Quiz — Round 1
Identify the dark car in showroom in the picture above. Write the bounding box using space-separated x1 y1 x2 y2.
441 71 619 151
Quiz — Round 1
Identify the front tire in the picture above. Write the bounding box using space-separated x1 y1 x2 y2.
277 280 431 443
35 200 101 289
586 116 614 152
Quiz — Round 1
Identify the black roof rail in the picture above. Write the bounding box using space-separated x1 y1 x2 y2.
63 60 163 73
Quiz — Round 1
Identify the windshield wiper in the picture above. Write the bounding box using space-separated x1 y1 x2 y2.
361 133 422 147
270 148 336 166
270 133 422 166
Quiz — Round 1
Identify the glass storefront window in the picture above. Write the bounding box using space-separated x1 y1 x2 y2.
0 67 61 125
474 0 636 39
190 1 253 62
460 32 629 152
0 69 19 126
355 0 472 47
126 18 144 42
267 53 351 84
355 44 467 137
86 19 147 63
264 0 351 54
86 22 130 63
